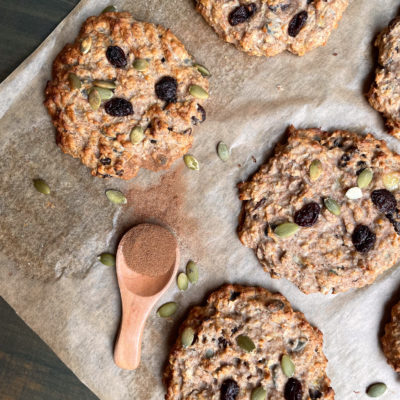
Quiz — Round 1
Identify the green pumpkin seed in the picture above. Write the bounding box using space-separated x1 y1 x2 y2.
274 222 300 238
367 383 387 397
130 126 145 145
309 159 322 181
217 141 229 162
133 58 149 71
68 73 81 90
93 80 117 89
101 5 117 13
383 172 400 191
193 63 211 77
186 261 199 284
324 198 341 216
105 189 127 205
98 253 116 267
205 349 214 359
157 302 178 318
281 355 295 377
33 179 50 195
181 327 195 347
236 335 256 352
95 87 114 100
189 85 209 99
184 154 200 170
251 386 267 400
88 88 101 110
80 36 92 54
345 186 362 200
177 272 189 291
357 168 373 189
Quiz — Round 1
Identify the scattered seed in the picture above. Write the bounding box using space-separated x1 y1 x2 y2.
93 80 117 89
309 159 322 181
193 63 211 77
274 222 300 238
251 386 267 400
133 58 149 71
367 383 387 398
236 335 256 352
217 141 229 162
95 87 114 100
88 88 101 110
346 187 363 199
105 189 127 205
189 85 209 99
281 354 295 377
33 179 50 195
177 272 189 291
157 302 178 318
98 253 115 267
80 36 92 54
186 261 199 284
324 198 341 216
68 73 81 90
181 327 195 347
130 126 145 145
383 172 400 191
101 5 117 13
357 168 373 189
184 154 200 170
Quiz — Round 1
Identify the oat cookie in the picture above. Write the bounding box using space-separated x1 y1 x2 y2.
164 284 334 399
382 300 400 373
195 0 349 57
238 126 400 294
45 11 209 179
368 17 400 139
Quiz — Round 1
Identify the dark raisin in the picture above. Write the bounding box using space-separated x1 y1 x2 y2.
294 202 320 227
230 291 240 301
387 212 400 235
352 225 376 253
371 189 397 214
161 57 166 63
192 104 206 125
100 157 111 165
106 46 127 68
104 98 133 117
284 378 303 400
228 3 257 26
150 139 157 144
218 337 228 349
309 389 322 399
220 379 239 400
288 11 308 37
155 76 177 103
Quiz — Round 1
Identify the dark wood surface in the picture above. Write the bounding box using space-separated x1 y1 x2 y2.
0 1 99 399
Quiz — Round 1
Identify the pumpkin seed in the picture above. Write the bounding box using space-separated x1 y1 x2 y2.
130 126 145 145
357 168 373 189
345 187 362 200
193 63 211 77
68 73 81 90
281 354 295 377
324 197 341 216
236 335 256 352
189 85 209 99
186 261 199 284
293 337 308 352
33 179 50 195
101 5 117 13
95 87 114 100
274 222 300 238
309 159 322 181
98 253 116 267
93 80 117 89
105 189 127 205
80 36 92 54
367 383 387 398
157 302 178 318
205 349 214 359
177 272 189 291
251 386 267 400
133 58 149 71
217 141 229 162
383 172 400 191
181 327 195 347
88 88 101 110
184 154 200 170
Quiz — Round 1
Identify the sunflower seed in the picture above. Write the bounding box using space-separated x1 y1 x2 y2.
236 335 256 352
189 85 209 99
281 354 295 377
130 126 145 145
274 222 300 238
95 87 114 100
217 141 229 162
346 187 362 199
186 261 199 284
309 159 322 181
357 168 373 189
157 302 178 318
367 383 387 398
33 179 50 195
177 272 189 291
68 73 81 90
93 80 117 89
324 198 341 216
101 5 117 13
98 253 115 267
184 155 200 170
293 337 308 352
193 63 211 77
105 189 127 205
133 58 149 71
251 386 267 400
80 36 92 54
88 88 101 110
181 327 195 347
383 172 400 191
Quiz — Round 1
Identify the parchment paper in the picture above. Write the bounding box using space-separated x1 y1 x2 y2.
1 0 400 398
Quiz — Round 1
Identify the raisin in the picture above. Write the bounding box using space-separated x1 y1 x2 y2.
352 225 376 253
106 46 127 68
294 202 320 227
100 157 111 165
288 11 308 37
228 3 257 26
371 189 397 214
309 389 322 399
387 210 400 235
285 378 303 400
220 379 239 400
192 104 206 125
104 98 133 117
155 76 178 103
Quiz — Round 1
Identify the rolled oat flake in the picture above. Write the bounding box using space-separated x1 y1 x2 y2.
367 383 387 397
345 186 362 200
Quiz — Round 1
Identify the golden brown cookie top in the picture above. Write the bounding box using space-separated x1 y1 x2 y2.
382 300 400 373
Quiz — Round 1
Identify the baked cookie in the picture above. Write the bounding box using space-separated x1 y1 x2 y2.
45 11 209 179
382 300 400 373
368 17 400 139
164 284 334 399
238 126 400 294
195 0 349 57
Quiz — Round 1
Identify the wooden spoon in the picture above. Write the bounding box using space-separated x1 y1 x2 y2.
114 223 179 370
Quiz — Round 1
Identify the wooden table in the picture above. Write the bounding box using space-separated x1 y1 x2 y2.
0 1 99 399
